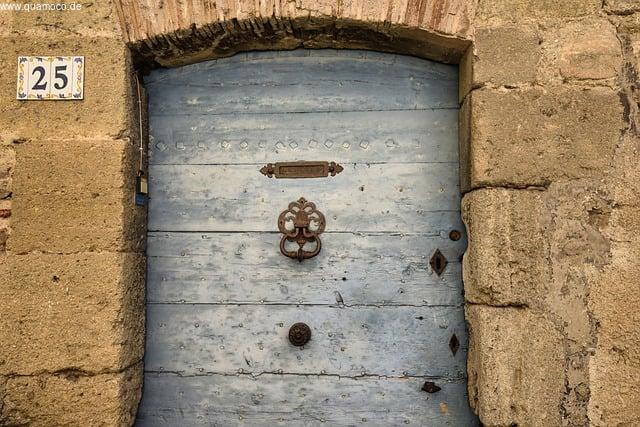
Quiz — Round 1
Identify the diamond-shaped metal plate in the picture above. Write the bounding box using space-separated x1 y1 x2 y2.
430 249 448 276
449 333 460 356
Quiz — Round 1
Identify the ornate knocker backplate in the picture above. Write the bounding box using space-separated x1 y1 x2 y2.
278 197 325 262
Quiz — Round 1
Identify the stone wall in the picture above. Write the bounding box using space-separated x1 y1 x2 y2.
462 2 640 425
0 2 145 425
0 0 638 425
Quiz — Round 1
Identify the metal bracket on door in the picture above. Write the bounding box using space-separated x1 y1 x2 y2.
278 197 325 262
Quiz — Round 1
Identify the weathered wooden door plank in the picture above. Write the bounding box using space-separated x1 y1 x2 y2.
148 163 461 232
146 51 457 88
146 51 458 115
137 374 473 426
146 258 463 305
147 232 465 306
148 109 458 165
144 304 467 378
145 49 457 80
148 85 457 115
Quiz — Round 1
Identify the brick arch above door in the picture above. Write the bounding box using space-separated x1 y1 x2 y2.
113 0 475 67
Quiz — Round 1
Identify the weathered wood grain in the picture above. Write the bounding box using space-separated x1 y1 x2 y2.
148 163 461 232
136 374 478 426
149 109 458 165
147 52 455 90
146 50 458 85
147 232 465 305
146 51 458 115
145 304 467 377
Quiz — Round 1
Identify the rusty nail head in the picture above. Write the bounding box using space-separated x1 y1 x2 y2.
421 381 441 393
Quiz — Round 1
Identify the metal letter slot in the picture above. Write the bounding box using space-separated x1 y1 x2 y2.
278 197 325 262
261 161 343 179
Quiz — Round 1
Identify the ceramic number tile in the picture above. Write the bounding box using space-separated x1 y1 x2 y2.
17 56 50 100
17 56 84 100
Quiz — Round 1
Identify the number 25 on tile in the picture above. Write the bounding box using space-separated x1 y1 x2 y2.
17 56 84 100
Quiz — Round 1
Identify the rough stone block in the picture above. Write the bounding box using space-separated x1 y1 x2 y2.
588 238 640 426
0 252 144 375
0 35 133 141
0 229 7 251
0 146 14 199
462 188 548 307
0 363 141 426
589 236 640 364
8 139 144 253
465 87 624 188
556 19 622 81
471 25 541 86
466 305 565 426
0 1 122 37
618 14 640 76
605 0 640 15
605 136 640 220
476 0 601 23
0 200 9 251
589 354 640 426
467 20 620 87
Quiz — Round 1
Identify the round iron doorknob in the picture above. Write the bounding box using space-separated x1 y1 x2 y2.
288 322 312 347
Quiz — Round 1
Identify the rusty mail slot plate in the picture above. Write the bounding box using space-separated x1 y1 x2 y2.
260 161 344 179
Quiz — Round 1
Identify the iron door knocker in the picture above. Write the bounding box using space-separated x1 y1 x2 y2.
278 197 325 262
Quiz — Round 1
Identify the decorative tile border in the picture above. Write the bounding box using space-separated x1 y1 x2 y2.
17 56 84 100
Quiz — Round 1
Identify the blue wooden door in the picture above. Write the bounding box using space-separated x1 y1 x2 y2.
138 50 476 426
